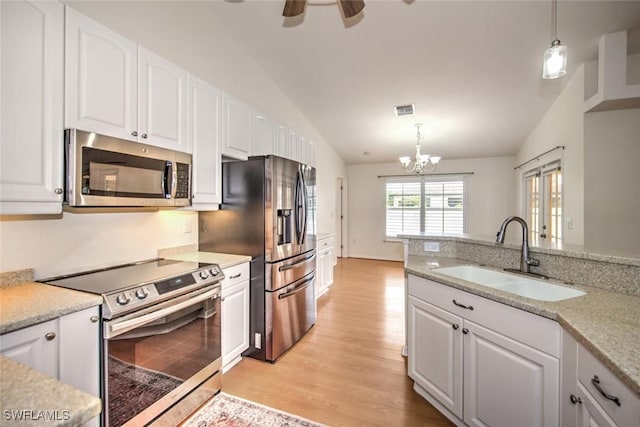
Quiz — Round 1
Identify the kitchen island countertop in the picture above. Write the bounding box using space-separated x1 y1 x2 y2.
406 255 640 397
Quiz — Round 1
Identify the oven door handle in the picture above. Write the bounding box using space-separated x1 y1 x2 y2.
105 288 218 339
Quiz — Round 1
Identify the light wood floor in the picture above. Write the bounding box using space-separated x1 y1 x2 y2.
222 258 453 426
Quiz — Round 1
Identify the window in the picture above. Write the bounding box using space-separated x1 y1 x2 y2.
524 161 562 243
385 176 465 238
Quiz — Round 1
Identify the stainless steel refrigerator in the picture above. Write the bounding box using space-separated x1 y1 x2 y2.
199 155 316 362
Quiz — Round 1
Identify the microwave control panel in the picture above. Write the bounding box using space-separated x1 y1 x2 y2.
175 163 190 199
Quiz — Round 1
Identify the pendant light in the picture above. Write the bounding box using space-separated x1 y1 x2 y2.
542 0 567 79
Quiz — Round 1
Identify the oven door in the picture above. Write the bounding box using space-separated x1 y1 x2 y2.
103 285 221 427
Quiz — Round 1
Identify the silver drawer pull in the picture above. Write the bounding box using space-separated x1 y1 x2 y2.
229 273 241 279
452 299 474 310
591 375 621 407
45 332 56 341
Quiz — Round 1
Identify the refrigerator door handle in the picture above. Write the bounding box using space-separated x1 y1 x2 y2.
277 273 315 299
294 169 304 245
278 253 316 272
300 168 307 245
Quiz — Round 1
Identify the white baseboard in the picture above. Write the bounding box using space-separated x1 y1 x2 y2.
413 382 465 427
347 254 403 262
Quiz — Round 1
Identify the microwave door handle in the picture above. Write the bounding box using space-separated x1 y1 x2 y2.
171 165 178 199
163 161 172 198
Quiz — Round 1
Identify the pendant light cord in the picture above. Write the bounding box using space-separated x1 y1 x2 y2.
551 0 558 41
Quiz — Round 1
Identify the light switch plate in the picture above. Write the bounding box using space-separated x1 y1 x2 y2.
424 241 440 252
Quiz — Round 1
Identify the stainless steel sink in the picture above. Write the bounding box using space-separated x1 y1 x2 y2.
432 265 586 302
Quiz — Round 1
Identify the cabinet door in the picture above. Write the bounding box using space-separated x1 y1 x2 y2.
138 47 188 151
1 0 64 214
221 92 252 160
221 281 250 372
463 320 559 427
187 74 222 207
252 113 274 156
407 296 463 418
325 248 334 286
288 129 299 162
65 7 138 141
274 123 289 159
576 382 616 427
0 319 59 379
316 250 327 298
59 307 100 397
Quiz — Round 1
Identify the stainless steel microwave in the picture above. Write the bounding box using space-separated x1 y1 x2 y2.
65 129 191 207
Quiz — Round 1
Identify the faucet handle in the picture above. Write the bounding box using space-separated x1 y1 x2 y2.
527 258 540 267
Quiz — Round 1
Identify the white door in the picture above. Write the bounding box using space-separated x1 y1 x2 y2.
138 47 188 151
65 7 138 141
221 92 252 160
463 320 560 427
187 74 222 207
1 0 64 214
0 319 59 379
407 296 463 418
221 281 250 370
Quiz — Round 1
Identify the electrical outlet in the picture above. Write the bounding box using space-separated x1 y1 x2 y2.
183 218 192 234
254 333 262 349
567 218 573 230
424 241 440 252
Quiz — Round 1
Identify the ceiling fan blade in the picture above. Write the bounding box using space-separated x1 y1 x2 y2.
283 0 306 17
339 0 365 18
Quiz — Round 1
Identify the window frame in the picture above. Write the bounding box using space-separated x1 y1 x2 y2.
522 159 563 243
384 175 467 241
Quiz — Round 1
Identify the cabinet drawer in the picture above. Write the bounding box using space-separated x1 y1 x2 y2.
578 344 640 426
408 274 560 357
317 235 334 251
222 262 250 289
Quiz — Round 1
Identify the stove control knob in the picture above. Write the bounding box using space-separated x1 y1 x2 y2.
199 270 210 280
116 292 131 305
135 288 149 300
210 267 219 276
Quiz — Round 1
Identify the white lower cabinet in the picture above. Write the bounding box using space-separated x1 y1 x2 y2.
563 331 640 427
315 235 335 298
221 262 250 372
408 274 561 426
0 306 100 426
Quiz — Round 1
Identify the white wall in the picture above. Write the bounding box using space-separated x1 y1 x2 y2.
515 65 585 245
0 210 198 279
0 2 345 276
584 108 640 252
347 157 515 261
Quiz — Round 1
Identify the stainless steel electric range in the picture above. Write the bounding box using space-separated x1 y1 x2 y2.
45 258 224 427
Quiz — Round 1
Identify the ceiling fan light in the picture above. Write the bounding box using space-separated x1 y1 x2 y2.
542 40 567 79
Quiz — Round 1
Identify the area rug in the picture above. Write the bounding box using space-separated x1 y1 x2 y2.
108 356 184 426
182 392 326 427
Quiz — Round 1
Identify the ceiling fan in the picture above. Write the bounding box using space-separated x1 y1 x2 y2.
283 0 365 18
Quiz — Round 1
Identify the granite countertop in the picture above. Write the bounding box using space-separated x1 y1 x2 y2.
398 232 640 267
405 255 640 396
0 356 101 426
0 282 103 335
165 251 251 269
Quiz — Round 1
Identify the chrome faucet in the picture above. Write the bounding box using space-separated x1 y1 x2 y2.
496 216 540 274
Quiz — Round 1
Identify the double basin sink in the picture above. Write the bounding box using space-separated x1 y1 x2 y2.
432 265 586 302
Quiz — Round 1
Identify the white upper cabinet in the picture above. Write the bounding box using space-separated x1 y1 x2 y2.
65 7 137 141
0 0 64 214
65 7 188 152
252 112 275 156
274 122 290 159
221 92 252 160
187 74 222 208
138 47 188 151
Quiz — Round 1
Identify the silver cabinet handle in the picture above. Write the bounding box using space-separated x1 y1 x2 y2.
570 394 582 405
141 133 148 139
90 316 99 323
229 273 241 279
132 131 138 137
54 188 63 195
452 299 474 310
452 324 459 330
45 332 56 341
591 375 621 407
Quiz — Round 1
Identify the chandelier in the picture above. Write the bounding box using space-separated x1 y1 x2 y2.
399 123 441 174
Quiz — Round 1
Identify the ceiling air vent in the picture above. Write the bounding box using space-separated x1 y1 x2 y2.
394 104 415 116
